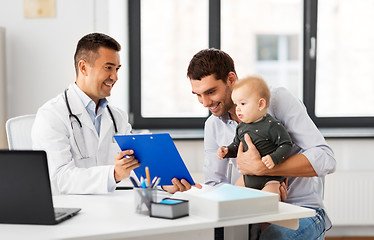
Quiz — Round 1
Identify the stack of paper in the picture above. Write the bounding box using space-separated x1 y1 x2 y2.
173 184 278 220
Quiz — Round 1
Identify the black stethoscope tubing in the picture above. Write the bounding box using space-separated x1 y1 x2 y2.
64 88 118 133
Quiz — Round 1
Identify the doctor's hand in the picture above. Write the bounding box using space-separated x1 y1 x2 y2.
161 178 202 194
237 134 267 176
114 150 140 182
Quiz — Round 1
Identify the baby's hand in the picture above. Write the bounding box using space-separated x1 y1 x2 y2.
217 147 228 159
262 155 275 169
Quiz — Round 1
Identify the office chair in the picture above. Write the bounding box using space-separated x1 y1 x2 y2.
5 114 36 150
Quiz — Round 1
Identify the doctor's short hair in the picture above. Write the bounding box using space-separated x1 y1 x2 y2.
74 33 121 76
187 48 236 83
233 76 271 108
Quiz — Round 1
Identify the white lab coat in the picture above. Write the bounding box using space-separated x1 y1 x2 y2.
31 84 132 195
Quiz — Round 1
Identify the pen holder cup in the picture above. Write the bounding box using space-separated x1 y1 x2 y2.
134 187 157 215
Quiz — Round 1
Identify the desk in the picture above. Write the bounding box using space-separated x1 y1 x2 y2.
0 190 315 240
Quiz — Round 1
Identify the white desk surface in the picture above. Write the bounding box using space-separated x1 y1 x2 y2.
0 190 315 240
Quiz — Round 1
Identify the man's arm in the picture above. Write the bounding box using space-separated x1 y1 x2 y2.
237 134 316 177
269 153 316 177
237 87 336 178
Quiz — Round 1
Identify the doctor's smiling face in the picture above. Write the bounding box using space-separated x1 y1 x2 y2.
76 46 121 105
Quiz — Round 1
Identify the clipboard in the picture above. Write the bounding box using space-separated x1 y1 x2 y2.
114 133 195 186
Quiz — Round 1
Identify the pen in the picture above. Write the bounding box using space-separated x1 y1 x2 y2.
151 177 161 188
129 176 139 188
145 166 151 188
150 176 159 187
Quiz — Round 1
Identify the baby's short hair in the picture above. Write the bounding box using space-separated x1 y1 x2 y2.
233 76 271 107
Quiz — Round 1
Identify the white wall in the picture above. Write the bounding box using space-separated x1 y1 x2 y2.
325 138 374 236
0 0 128 148
1 0 93 118
0 0 129 117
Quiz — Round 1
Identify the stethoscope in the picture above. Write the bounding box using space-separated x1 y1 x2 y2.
64 88 118 158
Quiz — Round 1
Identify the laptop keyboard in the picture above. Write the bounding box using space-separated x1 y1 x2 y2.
54 210 65 218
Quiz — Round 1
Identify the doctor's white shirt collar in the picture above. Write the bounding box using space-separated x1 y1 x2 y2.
72 83 108 135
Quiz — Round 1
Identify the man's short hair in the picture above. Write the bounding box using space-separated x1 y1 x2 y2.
187 48 236 82
74 33 121 76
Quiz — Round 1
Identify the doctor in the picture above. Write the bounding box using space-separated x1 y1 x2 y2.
32 33 194 194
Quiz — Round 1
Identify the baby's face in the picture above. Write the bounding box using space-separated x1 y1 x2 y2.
232 86 265 123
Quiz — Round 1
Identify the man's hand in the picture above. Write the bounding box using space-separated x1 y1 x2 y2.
114 150 140 182
280 178 288 201
162 178 202 194
237 134 267 175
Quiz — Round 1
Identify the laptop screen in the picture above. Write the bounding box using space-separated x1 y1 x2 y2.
0 150 66 224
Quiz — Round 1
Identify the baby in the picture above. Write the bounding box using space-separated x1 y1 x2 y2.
217 76 292 196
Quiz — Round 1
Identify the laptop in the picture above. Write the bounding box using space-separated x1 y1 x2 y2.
0 150 81 225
